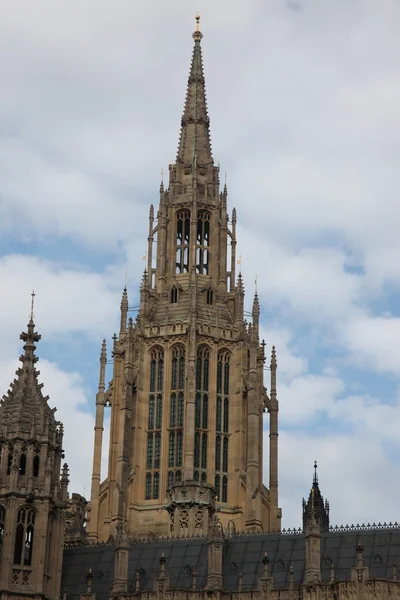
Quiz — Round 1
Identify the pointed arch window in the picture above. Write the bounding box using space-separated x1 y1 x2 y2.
14 507 35 566
215 350 230 503
7 445 13 475
194 346 210 482
168 346 185 489
19 451 27 475
146 347 164 500
0 505 5 558
170 285 179 304
33 453 40 478
176 210 190 273
196 211 210 275
206 288 213 305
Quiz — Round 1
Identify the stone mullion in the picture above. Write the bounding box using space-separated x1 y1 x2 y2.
160 344 171 502
207 344 217 486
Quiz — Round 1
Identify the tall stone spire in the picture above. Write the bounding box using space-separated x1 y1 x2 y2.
0 304 68 599
177 13 212 166
90 17 281 541
0 312 46 436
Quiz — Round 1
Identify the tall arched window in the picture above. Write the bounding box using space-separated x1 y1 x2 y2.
7 445 13 475
176 210 190 273
215 350 230 502
14 507 35 566
196 211 210 274
19 451 27 475
0 505 5 558
170 285 179 304
33 453 40 478
168 346 185 488
194 346 210 482
146 347 164 500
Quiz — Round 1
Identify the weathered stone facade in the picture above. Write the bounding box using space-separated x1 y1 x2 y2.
1 14 398 600
85 14 281 544
0 312 69 599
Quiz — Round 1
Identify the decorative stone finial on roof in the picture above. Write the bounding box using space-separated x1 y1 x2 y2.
302 461 330 533
193 12 202 41
30 289 35 321
270 346 277 370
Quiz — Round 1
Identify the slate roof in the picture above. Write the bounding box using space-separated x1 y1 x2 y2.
61 526 400 600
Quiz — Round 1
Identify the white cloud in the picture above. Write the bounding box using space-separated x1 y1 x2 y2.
1 0 400 529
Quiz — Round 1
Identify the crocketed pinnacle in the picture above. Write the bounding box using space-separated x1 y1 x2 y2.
252 292 260 317
236 272 244 294
270 346 277 370
177 14 212 165
0 318 56 437
120 286 128 313
302 461 330 533
100 339 107 364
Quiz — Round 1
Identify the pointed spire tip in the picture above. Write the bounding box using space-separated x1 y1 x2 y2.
193 12 202 41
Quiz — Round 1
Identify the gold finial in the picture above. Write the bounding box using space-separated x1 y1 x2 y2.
30 290 35 321
193 12 203 40
161 168 164 183
124 269 128 288
255 275 258 294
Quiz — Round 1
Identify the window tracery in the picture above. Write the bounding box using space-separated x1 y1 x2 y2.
168 346 185 488
176 210 190 273
146 347 164 500
194 346 210 482
14 507 35 566
196 211 210 274
215 350 230 502
170 285 179 304
0 505 5 558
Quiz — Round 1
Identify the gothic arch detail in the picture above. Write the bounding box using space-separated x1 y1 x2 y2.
215 349 231 502
196 210 210 274
146 347 164 500
168 345 185 488
14 506 36 566
194 346 210 482
176 210 191 273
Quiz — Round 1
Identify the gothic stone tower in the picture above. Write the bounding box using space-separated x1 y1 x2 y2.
0 312 69 599
87 16 281 542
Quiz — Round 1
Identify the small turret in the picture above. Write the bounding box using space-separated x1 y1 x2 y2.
60 463 69 502
120 286 128 336
0 296 67 599
302 461 330 533
304 488 321 584
252 291 260 340
111 515 130 595
234 272 244 323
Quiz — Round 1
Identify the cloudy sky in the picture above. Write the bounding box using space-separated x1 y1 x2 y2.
1 0 400 529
